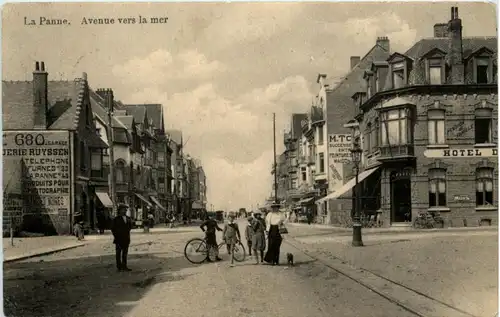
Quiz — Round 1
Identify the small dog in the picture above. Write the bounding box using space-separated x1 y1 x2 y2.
286 253 294 267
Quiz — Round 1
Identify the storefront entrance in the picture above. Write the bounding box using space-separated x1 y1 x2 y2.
390 170 412 223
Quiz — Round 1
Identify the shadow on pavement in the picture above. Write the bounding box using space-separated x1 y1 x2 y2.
4 253 195 317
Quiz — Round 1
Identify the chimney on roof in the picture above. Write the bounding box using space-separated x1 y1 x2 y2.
433 23 448 38
95 88 107 101
447 6 464 84
376 36 390 52
33 61 49 130
350 56 361 70
103 89 114 113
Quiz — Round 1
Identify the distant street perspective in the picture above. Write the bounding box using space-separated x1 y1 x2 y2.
4 219 497 317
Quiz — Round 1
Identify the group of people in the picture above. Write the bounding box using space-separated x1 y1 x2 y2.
103 202 287 272
200 202 286 267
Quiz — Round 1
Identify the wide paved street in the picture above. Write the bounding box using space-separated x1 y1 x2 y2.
5 223 415 317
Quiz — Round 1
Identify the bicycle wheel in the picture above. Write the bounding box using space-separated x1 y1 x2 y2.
184 238 208 264
232 241 246 262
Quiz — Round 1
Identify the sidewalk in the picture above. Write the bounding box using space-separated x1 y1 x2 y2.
287 221 498 236
3 236 85 263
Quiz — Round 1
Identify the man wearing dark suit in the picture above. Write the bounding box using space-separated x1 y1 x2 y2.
112 204 132 271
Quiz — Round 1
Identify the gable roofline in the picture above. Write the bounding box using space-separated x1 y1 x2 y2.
420 47 447 59
387 52 413 62
464 46 495 60
324 41 390 95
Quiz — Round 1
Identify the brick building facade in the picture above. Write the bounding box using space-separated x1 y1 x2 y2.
336 7 497 228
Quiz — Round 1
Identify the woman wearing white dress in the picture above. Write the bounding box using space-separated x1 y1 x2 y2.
264 202 285 265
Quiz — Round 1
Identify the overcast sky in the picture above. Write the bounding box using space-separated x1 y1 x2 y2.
3 2 497 211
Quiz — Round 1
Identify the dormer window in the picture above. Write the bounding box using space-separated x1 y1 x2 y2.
428 59 444 84
467 47 495 84
476 57 490 84
364 70 374 98
375 73 380 92
387 53 411 90
392 63 405 89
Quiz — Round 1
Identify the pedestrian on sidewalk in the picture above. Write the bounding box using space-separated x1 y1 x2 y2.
112 204 133 272
223 214 241 267
245 216 254 256
264 202 285 266
251 212 266 264
73 221 85 241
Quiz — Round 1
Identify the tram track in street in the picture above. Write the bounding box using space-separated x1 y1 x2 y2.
284 237 479 317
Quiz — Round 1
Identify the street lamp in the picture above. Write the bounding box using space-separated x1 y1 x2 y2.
350 140 363 247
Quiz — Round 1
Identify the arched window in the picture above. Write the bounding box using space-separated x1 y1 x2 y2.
115 160 125 183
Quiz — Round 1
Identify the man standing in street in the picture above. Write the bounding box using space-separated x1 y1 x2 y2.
112 204 132 272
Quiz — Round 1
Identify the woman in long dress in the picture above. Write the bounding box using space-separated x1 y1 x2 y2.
264 202 285 265
251 212 266 264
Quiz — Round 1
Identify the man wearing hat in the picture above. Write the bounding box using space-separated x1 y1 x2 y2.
111 204 133 271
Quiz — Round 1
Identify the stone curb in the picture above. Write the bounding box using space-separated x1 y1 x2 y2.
3 243 85 263
284 236 476 317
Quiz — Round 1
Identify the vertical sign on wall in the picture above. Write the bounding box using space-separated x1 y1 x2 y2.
328 134 352 192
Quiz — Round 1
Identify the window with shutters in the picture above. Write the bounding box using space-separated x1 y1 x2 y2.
428 109 446 145
475 108 493 144
476 168 494 206
428 169 447 207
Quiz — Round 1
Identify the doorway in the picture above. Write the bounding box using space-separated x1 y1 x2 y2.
390 171 412 223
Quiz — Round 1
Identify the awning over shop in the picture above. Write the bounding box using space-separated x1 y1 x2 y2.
95 191 113 208
135 193 153 208
298 197 315 205
192 202 203 209
317 167 380 204
150 196 166 211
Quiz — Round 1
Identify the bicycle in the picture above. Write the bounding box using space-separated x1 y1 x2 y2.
184 235 246 264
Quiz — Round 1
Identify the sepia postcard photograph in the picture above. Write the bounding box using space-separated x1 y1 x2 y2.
1 2 498 317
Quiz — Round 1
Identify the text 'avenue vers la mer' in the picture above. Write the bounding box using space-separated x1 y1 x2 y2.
23 16 169 26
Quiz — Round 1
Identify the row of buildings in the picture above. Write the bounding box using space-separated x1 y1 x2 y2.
273 7 498 228
3 62 207 235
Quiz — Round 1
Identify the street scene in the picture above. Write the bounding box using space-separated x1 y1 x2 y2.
4 220 497 317
2 2 498 317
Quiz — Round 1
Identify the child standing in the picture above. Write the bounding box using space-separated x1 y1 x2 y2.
223 214 241 267
244 217 254 256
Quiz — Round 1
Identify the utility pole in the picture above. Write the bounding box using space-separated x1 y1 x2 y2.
106 89 117 217
273 113 278 203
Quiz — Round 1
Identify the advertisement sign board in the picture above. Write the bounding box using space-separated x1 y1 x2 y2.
3 131 71 216
328 134 351 192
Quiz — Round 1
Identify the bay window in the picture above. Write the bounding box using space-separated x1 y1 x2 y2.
474 108 493 144
428 109 446 145
429 169 447 207
476 168 494 206
380 108 411 146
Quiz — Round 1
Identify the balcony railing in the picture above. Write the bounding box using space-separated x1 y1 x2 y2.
378 144 415 160
307 156 315 165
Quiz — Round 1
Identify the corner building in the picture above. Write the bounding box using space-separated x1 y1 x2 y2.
353 7 497 227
